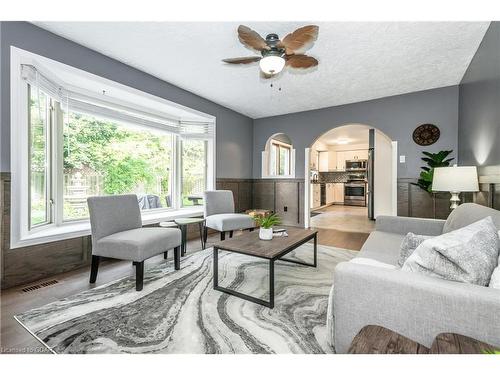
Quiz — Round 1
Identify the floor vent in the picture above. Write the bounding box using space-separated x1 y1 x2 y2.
21 279 59 293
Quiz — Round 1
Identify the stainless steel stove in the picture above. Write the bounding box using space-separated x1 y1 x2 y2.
344 173 367 206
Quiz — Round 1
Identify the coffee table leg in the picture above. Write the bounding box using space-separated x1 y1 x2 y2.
269 260 274 309
213 251 274 308
213 246 218 288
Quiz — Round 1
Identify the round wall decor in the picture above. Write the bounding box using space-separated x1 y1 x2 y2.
412 124 440 146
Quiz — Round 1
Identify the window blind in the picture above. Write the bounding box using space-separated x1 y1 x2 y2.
20 64 215 138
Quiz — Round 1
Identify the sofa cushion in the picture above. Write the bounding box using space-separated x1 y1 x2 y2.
443 203 500 233
402 217 499 286
205 213 255 232
96 227 181 262
358 231 406 265
350 257 398 269
398 233 433 267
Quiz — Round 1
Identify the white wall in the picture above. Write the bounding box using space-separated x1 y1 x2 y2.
374 130 394 217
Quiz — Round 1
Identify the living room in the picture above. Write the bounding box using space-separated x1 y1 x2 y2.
1 1 500 373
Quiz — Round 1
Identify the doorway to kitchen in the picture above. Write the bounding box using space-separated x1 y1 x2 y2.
304 124 397 233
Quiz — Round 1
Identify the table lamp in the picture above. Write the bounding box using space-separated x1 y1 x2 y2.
432 165 479 210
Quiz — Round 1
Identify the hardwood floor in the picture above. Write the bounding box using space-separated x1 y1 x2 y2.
311 205 375 233
0 227 369 353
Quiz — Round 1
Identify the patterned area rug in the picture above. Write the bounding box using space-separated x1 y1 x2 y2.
15 244 356 354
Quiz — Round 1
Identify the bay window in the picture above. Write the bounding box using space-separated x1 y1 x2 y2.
11 48 215 248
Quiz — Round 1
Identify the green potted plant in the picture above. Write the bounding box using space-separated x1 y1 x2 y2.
254 213 281 241
413 150 454 192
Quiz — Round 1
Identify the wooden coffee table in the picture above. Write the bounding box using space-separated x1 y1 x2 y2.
213 227 318 308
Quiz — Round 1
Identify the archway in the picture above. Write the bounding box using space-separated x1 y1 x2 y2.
304 124 397 229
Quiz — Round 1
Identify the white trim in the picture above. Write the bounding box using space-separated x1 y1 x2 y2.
11 207 204 249
261 137 296 179
391 141 398 216
304 148 311 228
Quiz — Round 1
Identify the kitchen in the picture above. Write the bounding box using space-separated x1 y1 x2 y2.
309 125 376 233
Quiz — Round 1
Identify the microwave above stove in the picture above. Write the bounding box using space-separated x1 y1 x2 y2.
345 159 367 171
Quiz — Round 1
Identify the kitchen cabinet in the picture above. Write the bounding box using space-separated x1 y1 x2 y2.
333 183 344 203
344 149 369 161
311 184 321 208
310 150 319 170
335 149 369 171
328 152 337 171
326 183 335 204
318 151 329 172
336 152 346 171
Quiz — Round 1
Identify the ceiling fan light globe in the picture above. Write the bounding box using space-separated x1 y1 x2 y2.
259 55 285 75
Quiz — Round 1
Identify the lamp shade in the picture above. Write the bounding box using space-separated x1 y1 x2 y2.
432 165 479 192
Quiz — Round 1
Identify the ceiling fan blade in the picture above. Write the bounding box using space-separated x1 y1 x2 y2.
286 55 318 69
279 25 319 55
238 25 270 52
222 56 262 64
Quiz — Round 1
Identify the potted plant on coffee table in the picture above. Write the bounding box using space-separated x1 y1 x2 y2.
254 213 281 241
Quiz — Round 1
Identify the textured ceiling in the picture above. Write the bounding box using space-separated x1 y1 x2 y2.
34 22 489 119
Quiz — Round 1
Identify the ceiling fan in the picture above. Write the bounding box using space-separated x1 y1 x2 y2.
222 25 319 78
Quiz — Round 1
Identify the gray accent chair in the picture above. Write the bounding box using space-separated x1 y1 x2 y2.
331 203 500 353
203 190 255 242
87 194 182 291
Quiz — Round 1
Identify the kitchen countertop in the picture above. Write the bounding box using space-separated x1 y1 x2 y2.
310 180 368 184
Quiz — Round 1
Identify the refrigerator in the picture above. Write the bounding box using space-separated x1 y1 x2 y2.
367 129 375 220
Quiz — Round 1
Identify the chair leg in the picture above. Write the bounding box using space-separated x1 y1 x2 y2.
164 251 168 259
174 246 181 270
89 255 100 283
135 261 144 291
229 230 233 238
220 231 225 241
203 226 208 246
199 222 205 250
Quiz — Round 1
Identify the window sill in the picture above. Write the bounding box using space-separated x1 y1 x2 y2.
11 207 204 249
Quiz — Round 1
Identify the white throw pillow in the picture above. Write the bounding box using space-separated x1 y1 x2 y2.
488 230 500 289
402 217 499 286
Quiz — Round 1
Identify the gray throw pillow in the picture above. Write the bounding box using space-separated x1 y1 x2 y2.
398 233 433 267
402 216 499 286
488 230 500 289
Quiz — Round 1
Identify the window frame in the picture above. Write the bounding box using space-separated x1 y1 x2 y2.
270 139 292 176
10 47 216 249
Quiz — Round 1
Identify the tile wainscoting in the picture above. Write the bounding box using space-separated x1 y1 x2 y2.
1 174 496 289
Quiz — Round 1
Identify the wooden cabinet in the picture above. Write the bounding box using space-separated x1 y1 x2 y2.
333 183 344 203
336 152 346 171
318 151 329 172
311 184 321 208
310 150 319 170
328 152 337 171
334 149 369 171
326 183 335 204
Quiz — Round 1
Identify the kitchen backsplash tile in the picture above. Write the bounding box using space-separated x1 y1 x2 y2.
318 171 351 183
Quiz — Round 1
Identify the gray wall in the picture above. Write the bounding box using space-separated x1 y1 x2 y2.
0 22 253 178
253 86 459 179
458 22 500 166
